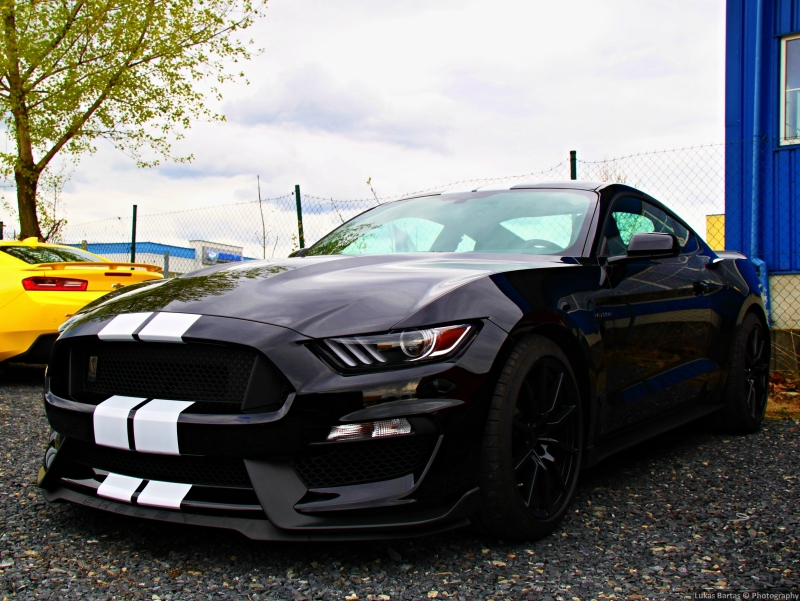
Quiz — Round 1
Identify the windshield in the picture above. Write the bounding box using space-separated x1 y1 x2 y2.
306 189 596 256
0 245 104 264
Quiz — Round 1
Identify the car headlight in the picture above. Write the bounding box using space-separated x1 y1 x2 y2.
316 323 475 372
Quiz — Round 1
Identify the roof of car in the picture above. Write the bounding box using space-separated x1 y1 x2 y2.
0 238 72 247
399 180 613 200
508 180 608 191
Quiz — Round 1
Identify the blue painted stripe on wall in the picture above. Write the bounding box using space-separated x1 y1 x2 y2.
69 242 196 259
68 242 258 262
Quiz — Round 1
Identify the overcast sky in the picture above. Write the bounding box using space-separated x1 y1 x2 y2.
1 0 726 231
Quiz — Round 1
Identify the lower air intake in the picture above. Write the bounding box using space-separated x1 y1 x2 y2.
291 435 438 489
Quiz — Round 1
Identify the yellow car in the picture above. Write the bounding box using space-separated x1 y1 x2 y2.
0 238 163 369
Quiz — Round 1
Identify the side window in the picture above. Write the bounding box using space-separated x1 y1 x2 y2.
600 197 694 257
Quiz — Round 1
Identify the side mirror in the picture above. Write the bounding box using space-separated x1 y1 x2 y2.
607 232 678 262
626 232 678 257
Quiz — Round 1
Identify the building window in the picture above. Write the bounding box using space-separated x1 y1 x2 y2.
781 34 800 144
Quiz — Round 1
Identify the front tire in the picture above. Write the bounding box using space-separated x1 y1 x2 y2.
715 313 770 433
475 335 583 540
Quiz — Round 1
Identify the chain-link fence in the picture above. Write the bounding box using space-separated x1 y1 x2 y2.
3 141 799 373
49 160 573 268
45 147 731 259
47 145 730 274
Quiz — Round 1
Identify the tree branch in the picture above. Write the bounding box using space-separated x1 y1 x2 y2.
34 1 157 172
22 0 86 82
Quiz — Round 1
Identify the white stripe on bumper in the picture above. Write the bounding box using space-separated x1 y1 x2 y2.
136 480 192 509
133 399 195 455
97 473 143 503
93 396 146 450
97 313 153 341
137 312 202 343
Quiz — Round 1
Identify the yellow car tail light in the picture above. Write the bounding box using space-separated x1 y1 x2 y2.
22 277 88 291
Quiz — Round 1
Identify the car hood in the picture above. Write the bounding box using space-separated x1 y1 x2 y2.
77 253 574 338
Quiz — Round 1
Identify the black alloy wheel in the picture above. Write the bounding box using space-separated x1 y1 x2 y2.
716 312 770 433
743 325 769 419
476 335 583 540
511 357 580 520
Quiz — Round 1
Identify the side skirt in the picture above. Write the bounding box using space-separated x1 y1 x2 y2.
583 402 722 468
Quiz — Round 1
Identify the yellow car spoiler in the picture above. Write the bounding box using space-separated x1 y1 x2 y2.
28 262 163 273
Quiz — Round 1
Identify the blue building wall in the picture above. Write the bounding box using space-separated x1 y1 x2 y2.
726 0 800 273
67 242 254 263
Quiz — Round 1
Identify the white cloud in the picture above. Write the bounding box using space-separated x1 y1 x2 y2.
227 64 456 150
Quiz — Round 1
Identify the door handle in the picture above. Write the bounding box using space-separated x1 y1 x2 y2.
693 280 716 295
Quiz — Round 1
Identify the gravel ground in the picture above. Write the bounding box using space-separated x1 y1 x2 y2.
1 364 798 601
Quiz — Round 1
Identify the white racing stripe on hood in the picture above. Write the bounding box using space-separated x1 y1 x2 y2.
137 312 202 343
133 399 195 455
93 396 147 449
137 480 192 509
97 473 143 503
97 313 153 341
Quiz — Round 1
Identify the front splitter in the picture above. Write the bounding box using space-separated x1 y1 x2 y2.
43 486 476 542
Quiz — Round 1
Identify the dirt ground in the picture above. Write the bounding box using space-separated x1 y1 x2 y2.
768 372 800 419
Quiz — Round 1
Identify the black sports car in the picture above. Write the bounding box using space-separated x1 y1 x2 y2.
39 181 769 541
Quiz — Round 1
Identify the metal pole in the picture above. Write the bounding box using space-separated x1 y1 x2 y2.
750 0 763 261
0 221 3 240
131 204 137 263
294 185 305 248
749 0 771 324
163 251 170 278
570 150 577 180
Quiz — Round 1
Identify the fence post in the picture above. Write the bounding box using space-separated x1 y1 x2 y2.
295 184 305 248
130 204 137 263
570 150 577 180
163 251 170 278
0 221 3 240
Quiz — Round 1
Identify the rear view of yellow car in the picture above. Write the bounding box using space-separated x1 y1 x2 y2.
0 238 162 369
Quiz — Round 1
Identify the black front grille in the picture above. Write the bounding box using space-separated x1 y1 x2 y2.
291 435 438 489
65 440 253 489
82 342 256 407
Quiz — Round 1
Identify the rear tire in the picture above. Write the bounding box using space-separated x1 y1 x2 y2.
0 361 6 382
474 335 583 540
714 313 770 433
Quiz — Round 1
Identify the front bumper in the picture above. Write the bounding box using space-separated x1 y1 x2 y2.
40 395 480 537
39 312 508 538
